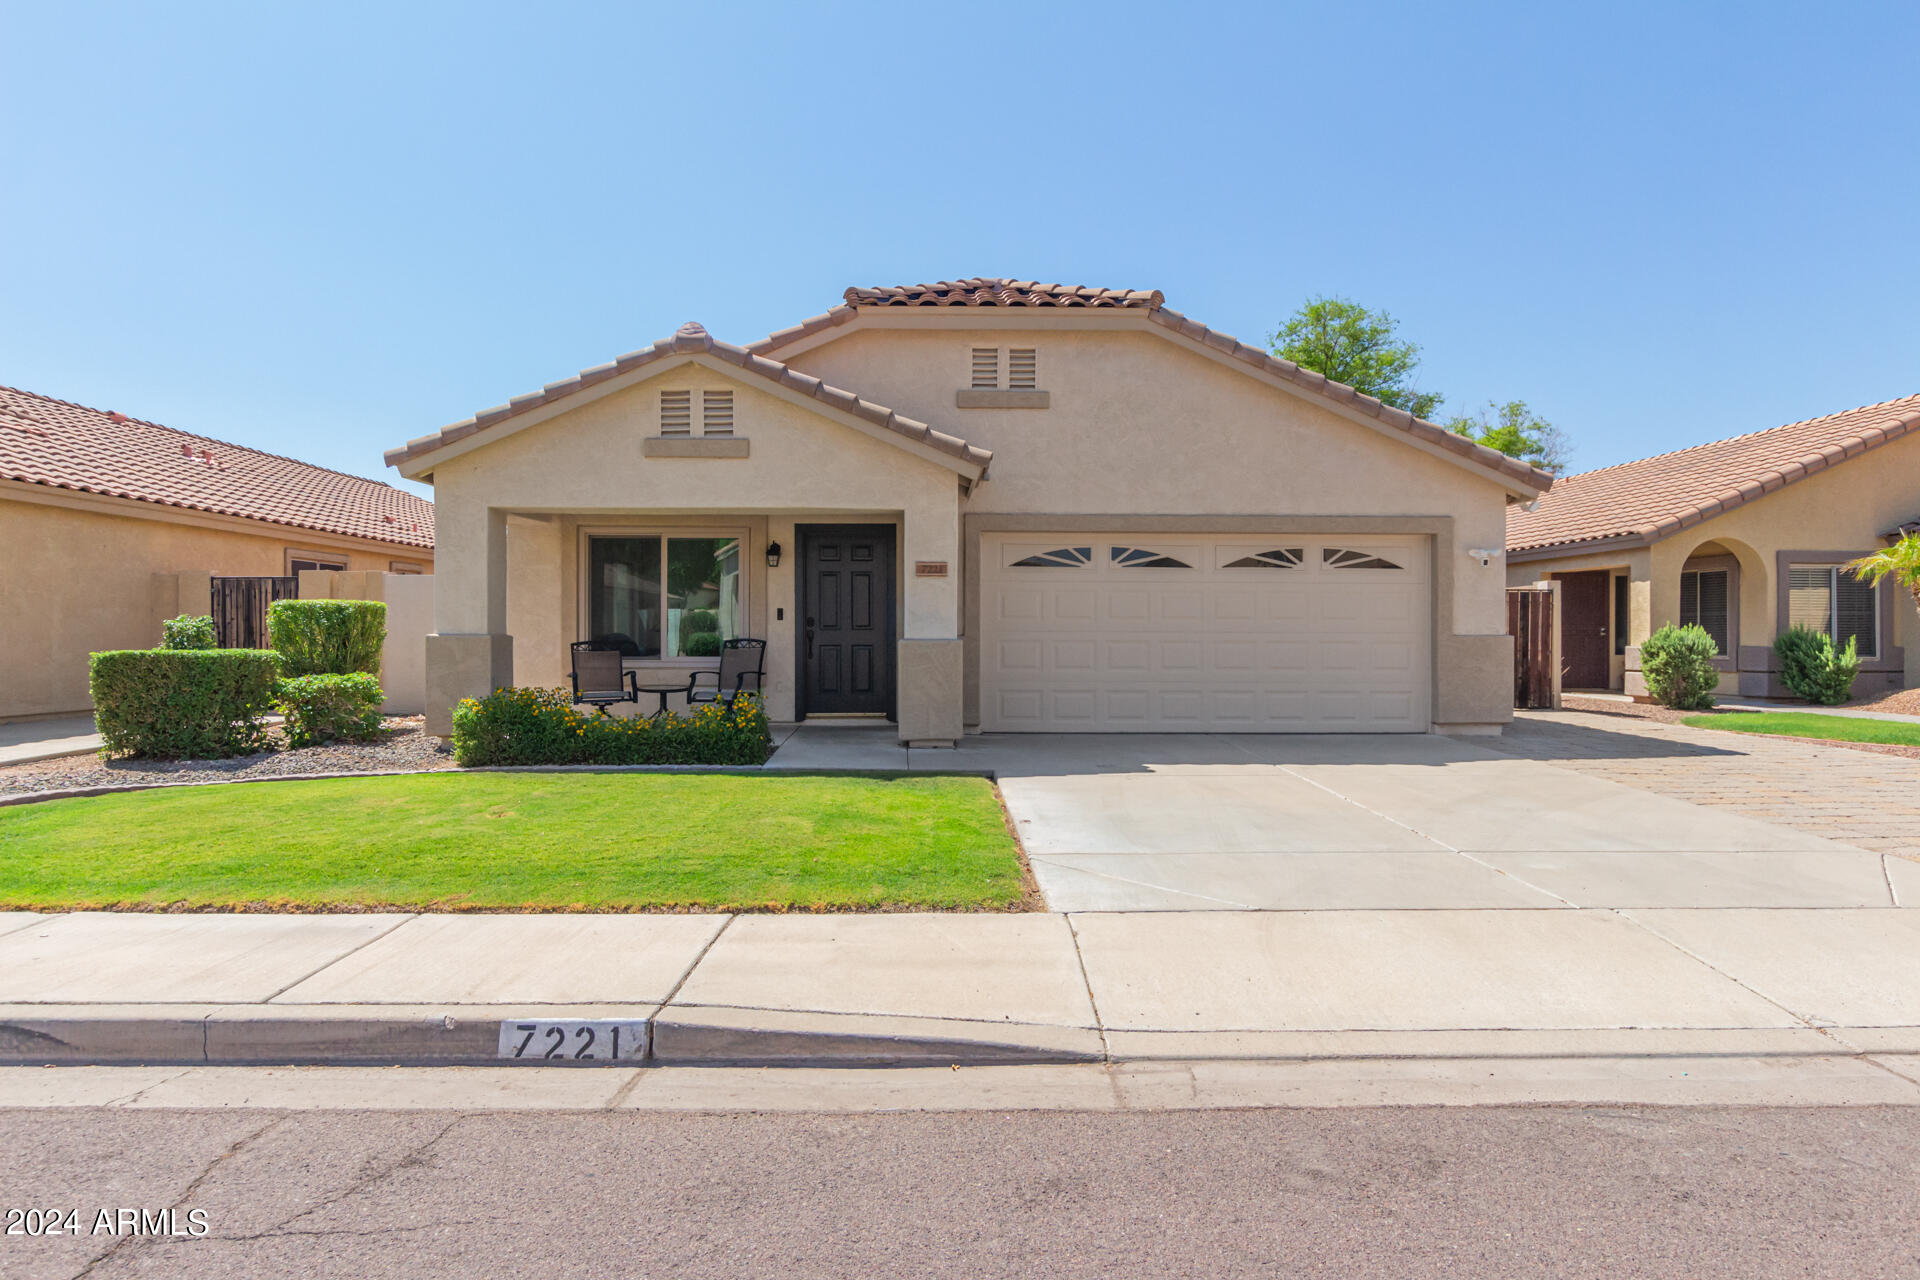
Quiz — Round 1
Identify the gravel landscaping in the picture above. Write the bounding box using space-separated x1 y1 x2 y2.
0 717 454 799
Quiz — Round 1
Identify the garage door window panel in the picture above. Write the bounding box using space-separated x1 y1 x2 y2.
1323 548 1405 570
1111 546 1194 569
1221 547 1304 569
1009 547 1092 568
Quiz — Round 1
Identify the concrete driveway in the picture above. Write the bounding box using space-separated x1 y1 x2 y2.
960 733 1897 912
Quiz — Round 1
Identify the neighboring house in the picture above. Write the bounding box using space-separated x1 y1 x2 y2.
1 385 435 720
387 278 1552 742
1506 393 1920 698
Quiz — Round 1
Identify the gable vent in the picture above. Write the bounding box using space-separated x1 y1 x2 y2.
971 348 1000 390
660 389 691 436
1008 348 1036 389
702 389 734 436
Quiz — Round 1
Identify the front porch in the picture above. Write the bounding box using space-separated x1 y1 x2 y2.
424 506 965 746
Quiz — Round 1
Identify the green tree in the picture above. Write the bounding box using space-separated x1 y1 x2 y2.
1445 399 1572 474
1269 296 1443 419
1846 534 1920 615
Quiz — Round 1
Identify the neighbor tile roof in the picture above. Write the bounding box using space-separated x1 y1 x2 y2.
1507 393 1920 556
386 321 993 474
752 280 1553 493
0 384 434 549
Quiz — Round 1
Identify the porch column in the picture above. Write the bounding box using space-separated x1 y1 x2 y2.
1621 548 1656 699
425 503 513 737
898 500 963 747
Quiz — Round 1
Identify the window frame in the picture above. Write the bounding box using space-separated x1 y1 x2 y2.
1786 562 1879 660
577 525 750 665
286 549 348 575
1678 566 1731 657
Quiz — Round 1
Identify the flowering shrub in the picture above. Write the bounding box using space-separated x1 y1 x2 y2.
276 673 386 748
450 686 772 767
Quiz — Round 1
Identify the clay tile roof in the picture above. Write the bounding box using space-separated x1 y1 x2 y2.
385 324 992 474
0 384 434 549
840 278 1167 309
1507 392 1920 556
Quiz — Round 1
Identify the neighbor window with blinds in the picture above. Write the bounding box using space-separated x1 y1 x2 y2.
1678 568 1730 655
1788 565 1878 658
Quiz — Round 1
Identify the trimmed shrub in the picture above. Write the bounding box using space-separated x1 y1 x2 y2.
680 609 720 636
89 649 281 759
160 614 217 650
1640 623 1720 710
276 673 386 748
268 599 387 676
1774 626 1859 705
451 686 772 767
682 631 724 657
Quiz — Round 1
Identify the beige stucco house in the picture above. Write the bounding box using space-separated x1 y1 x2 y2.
1506 393 1920 698
388 279 1553 742
1 385 434 720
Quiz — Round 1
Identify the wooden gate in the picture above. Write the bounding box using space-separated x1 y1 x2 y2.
211 576 298 649
1506 584 1558 709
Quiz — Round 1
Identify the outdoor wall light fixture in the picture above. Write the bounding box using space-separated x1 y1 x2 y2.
765 541 782 569
1466 547 1502 567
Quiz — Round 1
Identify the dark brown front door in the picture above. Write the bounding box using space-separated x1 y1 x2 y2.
1556 570 1612 689
797 524 896 717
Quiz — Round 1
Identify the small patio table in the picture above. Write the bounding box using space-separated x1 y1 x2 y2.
635 683 684 720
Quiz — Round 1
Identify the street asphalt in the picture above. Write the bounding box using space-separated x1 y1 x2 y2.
3 1103 1917 1278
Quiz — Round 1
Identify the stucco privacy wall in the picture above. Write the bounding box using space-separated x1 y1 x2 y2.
423 363 962 731
0 489 425 720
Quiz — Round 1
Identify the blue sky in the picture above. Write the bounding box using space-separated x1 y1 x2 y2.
4 2 1916 498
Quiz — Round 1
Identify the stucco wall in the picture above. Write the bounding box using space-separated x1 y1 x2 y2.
787 325 1517 637
0 491 431 720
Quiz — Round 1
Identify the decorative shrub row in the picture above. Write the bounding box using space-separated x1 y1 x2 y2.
161 614 217 651
450 686 772 767
268 599 387 677
1774 626 1859 705
276 673 386 749
90 649 282 759
1640 623 1720 710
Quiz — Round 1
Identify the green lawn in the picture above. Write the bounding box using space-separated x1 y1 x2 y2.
1682 711 1920 746
0 774 1027 911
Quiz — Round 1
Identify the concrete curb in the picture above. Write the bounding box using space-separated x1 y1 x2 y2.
5 1006 1916 1070
0 1006 1096 1069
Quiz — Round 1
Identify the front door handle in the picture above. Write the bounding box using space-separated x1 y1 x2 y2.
805 617 815 658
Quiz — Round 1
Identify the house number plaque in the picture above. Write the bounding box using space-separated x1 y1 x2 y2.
914 561 949 578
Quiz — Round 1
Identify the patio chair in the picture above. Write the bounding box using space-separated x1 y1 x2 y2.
686 638 765 710
569 641 639 715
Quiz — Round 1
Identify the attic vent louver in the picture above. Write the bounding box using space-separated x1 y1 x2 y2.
1008 348 1036 389
702 390 734 436
660 389 691 436
971 348 999 390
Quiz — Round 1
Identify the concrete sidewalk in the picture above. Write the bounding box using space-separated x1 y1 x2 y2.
0 714 101 766
1 907 1916 1075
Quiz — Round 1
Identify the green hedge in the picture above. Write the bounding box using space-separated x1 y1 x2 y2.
680 609 720 636
451 686 772 767
276 673 386 748
1774 626 1859 705
682 631 723 657
1640 624 1720 710
268 599 386 676
160 614 217 650
90 649 281 759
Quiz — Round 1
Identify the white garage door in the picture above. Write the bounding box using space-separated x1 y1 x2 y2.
980 533 1430 732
